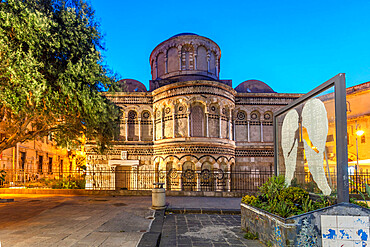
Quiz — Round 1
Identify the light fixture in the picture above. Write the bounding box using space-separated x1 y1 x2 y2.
356 130 364 136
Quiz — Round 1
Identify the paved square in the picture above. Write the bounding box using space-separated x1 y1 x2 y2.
0 195 153 247
160 213 264 247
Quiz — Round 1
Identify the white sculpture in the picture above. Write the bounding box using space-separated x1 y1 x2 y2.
282 98 331 195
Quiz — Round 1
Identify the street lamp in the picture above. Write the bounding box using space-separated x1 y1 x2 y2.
355 123 364 192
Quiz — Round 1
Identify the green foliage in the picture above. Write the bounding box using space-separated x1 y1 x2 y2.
0 169 6 182
35 176 85 189
51 177 85 189
241 176 340 218
244 231 259 240
0 0 120 153
259 175 286 202
278 186 309 205
241 195 257 205
349 198 369 208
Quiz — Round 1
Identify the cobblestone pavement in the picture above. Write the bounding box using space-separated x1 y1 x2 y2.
0 194 153 247
159 213 264 247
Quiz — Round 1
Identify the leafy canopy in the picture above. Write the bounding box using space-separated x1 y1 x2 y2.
0 0 120 153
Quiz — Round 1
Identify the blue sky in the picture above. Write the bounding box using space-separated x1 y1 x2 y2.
90 0 370 93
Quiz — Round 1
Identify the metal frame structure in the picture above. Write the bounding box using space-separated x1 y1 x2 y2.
273 73 349 203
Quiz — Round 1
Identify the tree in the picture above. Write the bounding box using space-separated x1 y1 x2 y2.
0 0 120 153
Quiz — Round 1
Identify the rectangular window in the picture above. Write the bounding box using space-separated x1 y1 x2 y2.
20 152 26 170
60 159 63 173
326 134 334 142
361 135 366 143
38 156 43 173
48 157 53 174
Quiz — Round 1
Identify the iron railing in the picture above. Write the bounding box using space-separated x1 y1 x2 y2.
0 169 369 194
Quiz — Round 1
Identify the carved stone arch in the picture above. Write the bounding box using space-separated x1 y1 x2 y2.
127 109 139 141
250 110 261 121
174 105 186 116
156 52 165 78
197 45 208 71
189 100 206 137
181 44 194 70
163 156 181 170
188 97 207 109
236 110 247 121
263 110 273 121
167 45 179 73
180 156 199 171
208 103 220 114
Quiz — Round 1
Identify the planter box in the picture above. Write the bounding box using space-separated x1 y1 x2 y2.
241 202 370 247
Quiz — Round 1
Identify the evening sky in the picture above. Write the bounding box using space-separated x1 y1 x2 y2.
90 0 370 93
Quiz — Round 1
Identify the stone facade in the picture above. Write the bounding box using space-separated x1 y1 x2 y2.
86 33 301 189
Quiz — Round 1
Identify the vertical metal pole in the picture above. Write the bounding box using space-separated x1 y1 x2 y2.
335 73 349 203
356 129 359 193
273 116 278 176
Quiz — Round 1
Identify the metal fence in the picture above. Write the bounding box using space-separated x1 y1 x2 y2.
1 169 369 194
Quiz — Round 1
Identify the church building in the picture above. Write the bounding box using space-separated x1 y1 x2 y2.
85 33 300 190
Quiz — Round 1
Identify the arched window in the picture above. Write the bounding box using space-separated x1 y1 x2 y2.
127 110 138 141
197 46 207 70
156 52 165 78
182 161 196 191
167 47 178 73
181 45 193 70
191 105 205 137
141 111 151 141
201 161 214 191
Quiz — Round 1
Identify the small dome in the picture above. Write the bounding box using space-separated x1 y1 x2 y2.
117 79 147 92
235 80 275 93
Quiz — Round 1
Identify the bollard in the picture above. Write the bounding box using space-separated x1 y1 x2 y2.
152 182 166 209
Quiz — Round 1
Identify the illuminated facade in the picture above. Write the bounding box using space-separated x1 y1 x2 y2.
0 135 72 184
85 33 301 190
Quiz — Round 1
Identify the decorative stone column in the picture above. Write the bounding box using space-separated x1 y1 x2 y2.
194 52 197 70
219 115 222 138
261 121 264 142
138 119 141 141
216 58 219 77
178 48 182 70
233 120 236 141
154 61 158 79
164 54 168 73
152 118 155 141
173 112 176 138
125 118 128 141
205 113 209 137
187 113 191 137
207 52 210 72
247 120 250 142
161 117 163 139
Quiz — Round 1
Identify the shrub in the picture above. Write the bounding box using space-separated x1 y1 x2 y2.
241 176 340 217
244 231 259 240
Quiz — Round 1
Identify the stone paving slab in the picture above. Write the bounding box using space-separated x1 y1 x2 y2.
160 213 264 247
0 195 153 247
166 196 242 210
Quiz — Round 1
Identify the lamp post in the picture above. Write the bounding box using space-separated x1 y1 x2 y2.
355 122 364 192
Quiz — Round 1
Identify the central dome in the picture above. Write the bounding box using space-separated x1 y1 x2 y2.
149 34 221 90
171 32 199 38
